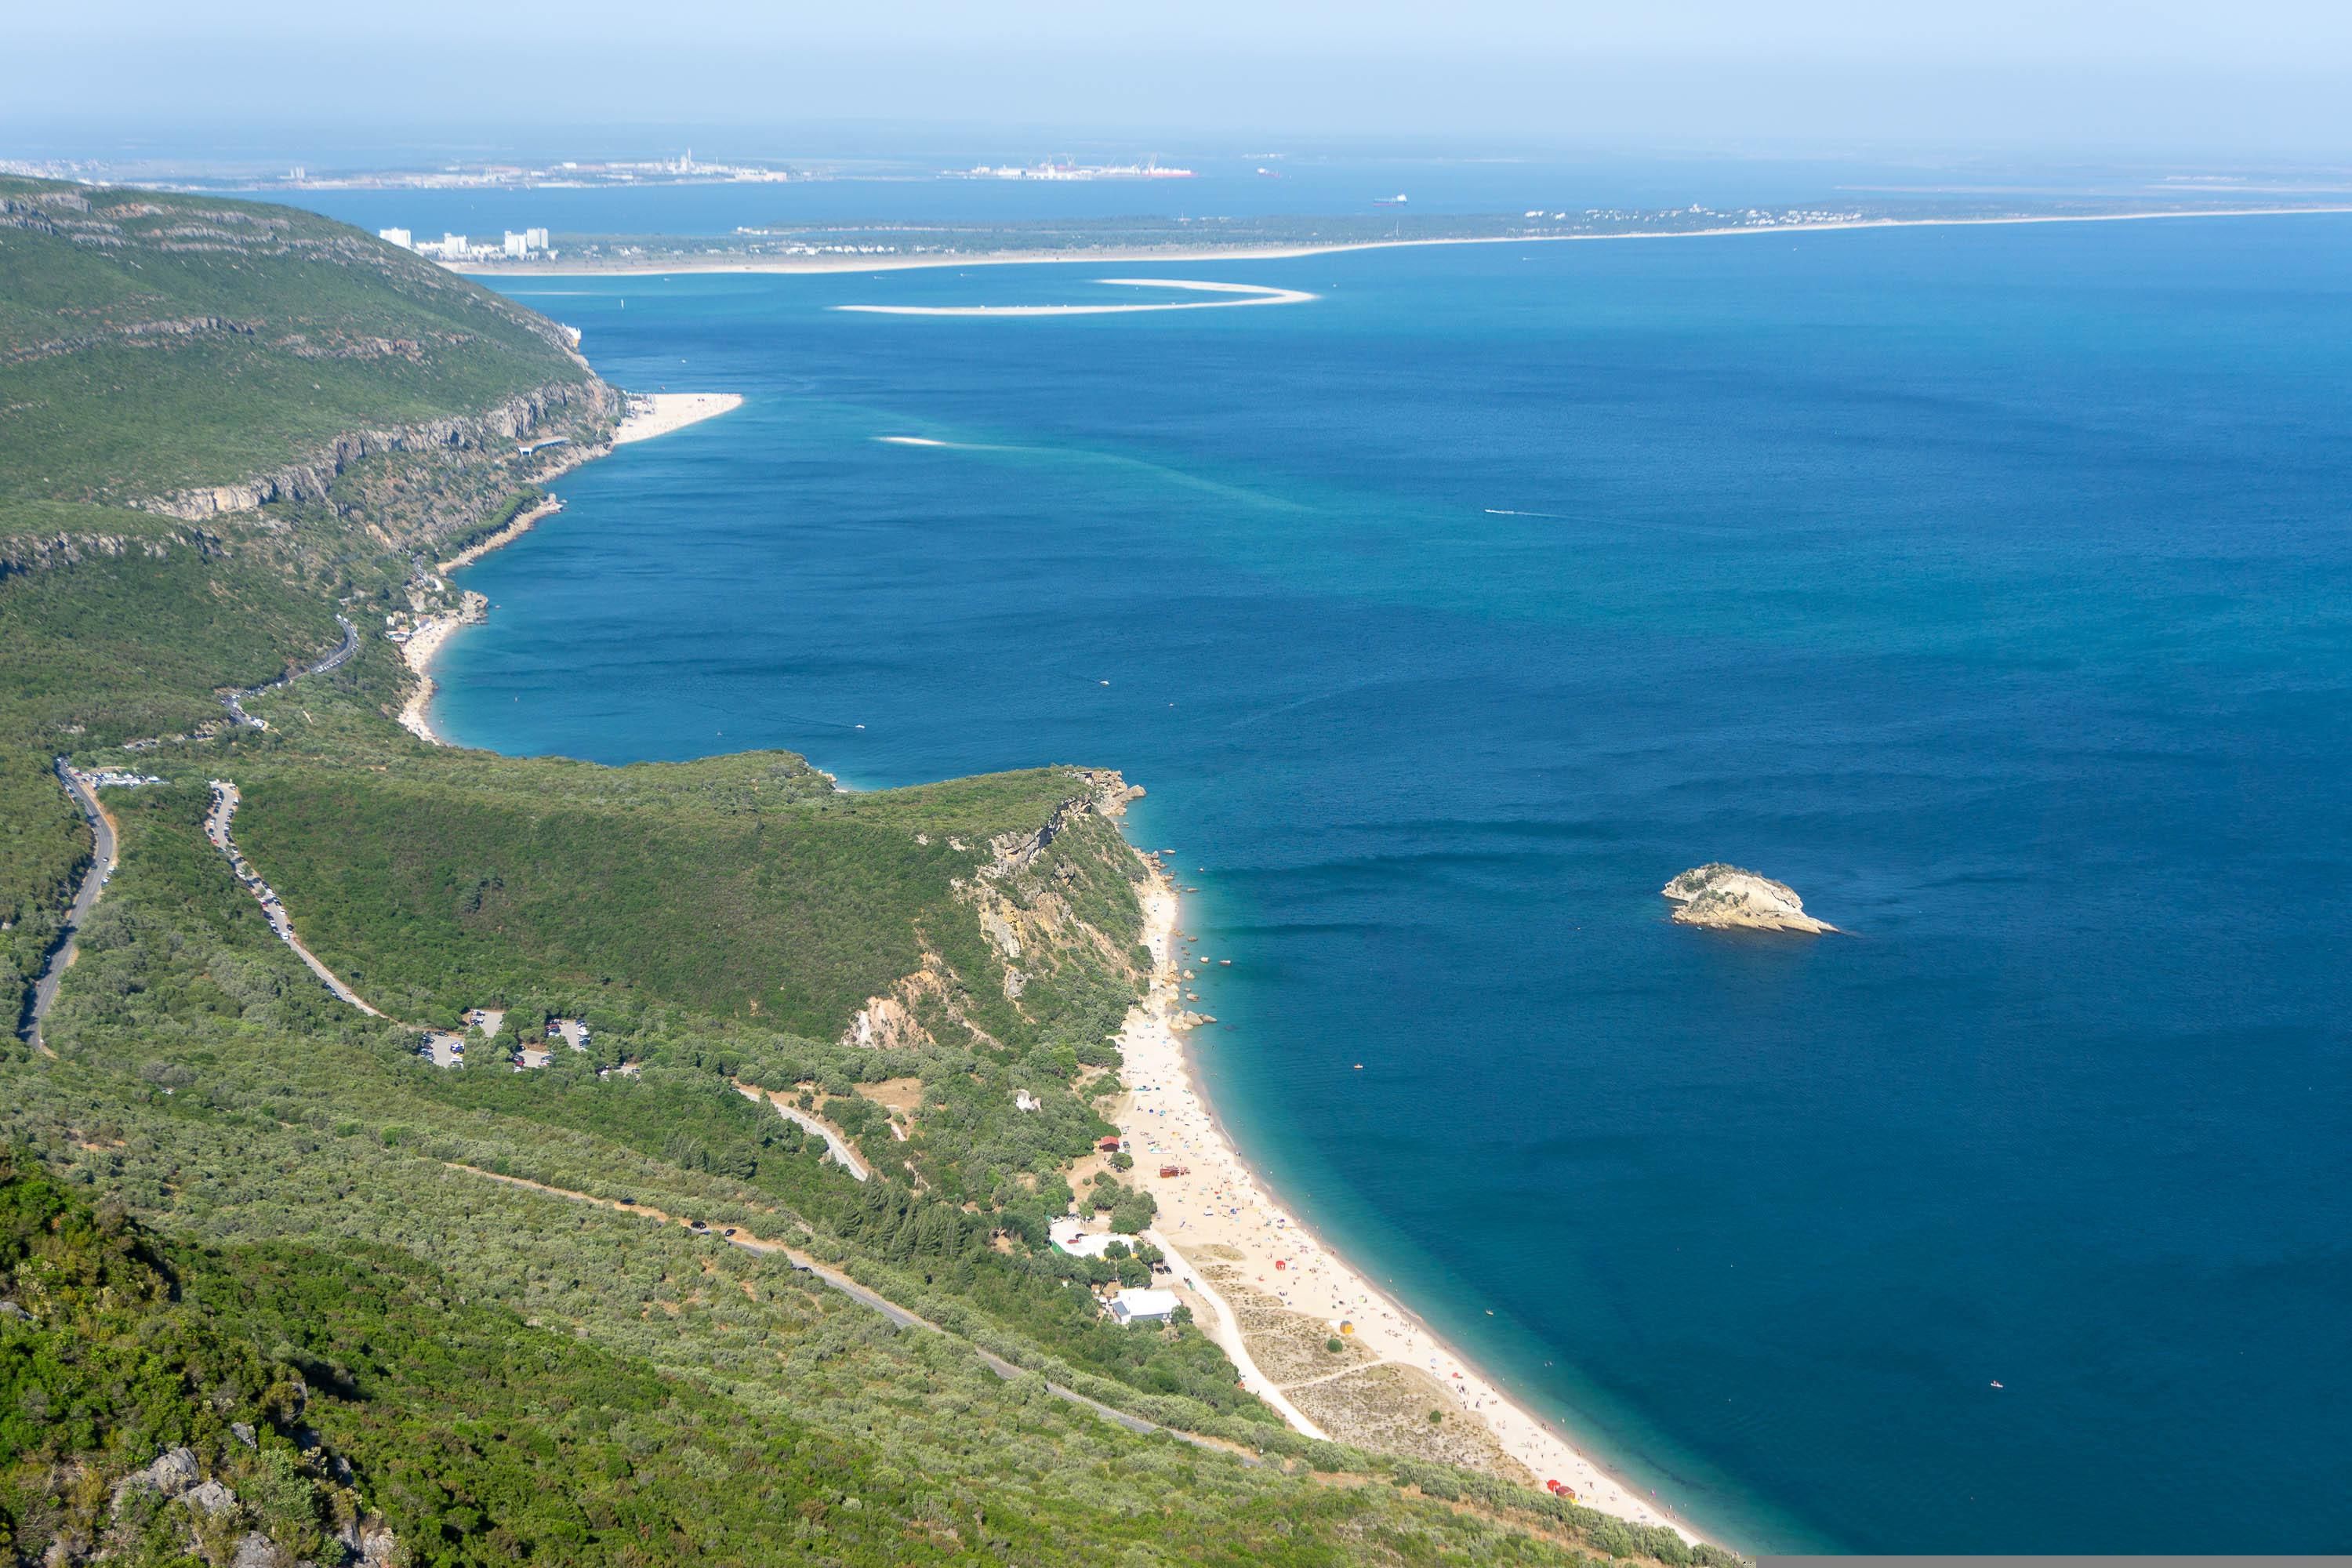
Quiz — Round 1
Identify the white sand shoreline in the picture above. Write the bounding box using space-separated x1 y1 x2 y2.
1114 869 1711 1545
420 346 1715 1541
454 204 2352 281
437 495 564 575
837 278 1316 317
394 615 464 746
613 390 744 444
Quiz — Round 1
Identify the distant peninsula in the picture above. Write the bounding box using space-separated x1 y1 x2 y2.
1662 864 1838 934
426 201 2352 279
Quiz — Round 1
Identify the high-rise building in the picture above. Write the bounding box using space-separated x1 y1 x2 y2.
378 227 413 249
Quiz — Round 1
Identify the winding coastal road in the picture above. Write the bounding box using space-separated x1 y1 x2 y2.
20 763 118 1054
24 614 378 1052
223 614 358 729
22 603 1258 1474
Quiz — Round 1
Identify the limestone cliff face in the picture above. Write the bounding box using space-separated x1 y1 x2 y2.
1661 863 1837 934
981 768 1144 878
840 769 1149 1051
136 380 612 522
0 526 228 578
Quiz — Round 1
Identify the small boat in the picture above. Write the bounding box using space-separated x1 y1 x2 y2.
1990 1381 2004 1389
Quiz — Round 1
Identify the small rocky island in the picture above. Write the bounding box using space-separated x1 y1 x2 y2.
1661 863 1838 934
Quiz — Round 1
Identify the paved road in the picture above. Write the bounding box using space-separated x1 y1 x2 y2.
206 781 385 1018
223 615 358 729
735 1083 872 1181
21 764 118 1052
449 1163 1247 1457
27 614 368 1046
313 614 361 675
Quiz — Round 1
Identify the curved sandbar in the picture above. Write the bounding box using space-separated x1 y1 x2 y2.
836 278 1316 317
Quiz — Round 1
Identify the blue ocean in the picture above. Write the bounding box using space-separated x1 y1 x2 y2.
433 216 2352 1552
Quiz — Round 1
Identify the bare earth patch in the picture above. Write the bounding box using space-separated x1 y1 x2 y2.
1287 1363 1537 1484
853 1076 924 1114
1199 1266 1537 1485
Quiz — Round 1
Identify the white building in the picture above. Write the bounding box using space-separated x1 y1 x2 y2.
1106 1288 1181 1325
1048 1217 1126 1259
525 227 550 250
378 227 413 249
503 231 528 258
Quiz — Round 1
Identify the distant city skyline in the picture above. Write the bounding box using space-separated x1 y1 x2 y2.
11 0 2352 156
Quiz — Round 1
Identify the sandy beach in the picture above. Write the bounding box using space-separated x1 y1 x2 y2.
394 614 467 746
614 390 744 444
1112 869 1708 1544
452 204 2352 281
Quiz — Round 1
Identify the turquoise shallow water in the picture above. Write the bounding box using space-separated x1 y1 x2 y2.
441 217 2352 1552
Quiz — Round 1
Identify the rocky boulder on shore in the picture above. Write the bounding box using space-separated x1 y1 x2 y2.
1661 864 1837 934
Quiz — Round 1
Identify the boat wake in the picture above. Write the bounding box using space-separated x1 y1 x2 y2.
837 278 1316 317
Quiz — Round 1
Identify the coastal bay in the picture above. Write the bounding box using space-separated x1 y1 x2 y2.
416 383 1710 1540
439 216 2352 1552
400 391 743 743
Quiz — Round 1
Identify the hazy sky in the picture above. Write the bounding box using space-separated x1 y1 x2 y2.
14 0 2352 155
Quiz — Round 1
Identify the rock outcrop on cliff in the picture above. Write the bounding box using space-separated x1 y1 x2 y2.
136 380 611 521
840 768 1149 1051
1661 863 1837 934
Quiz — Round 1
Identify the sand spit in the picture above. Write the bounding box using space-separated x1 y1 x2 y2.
836 278 1316 317
613 391 744 444
1112 872 1707 1543
452 205 2352 282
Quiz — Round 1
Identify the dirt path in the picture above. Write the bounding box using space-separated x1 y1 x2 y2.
441 1162 1258 1461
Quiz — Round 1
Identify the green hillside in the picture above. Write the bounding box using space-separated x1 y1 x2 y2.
0 179 1737 1566
0 178 591 508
